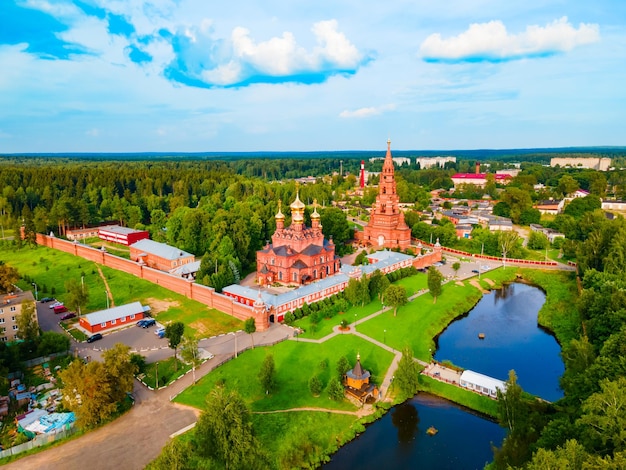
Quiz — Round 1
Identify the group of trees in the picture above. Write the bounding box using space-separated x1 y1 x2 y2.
493 211 626 468
60 343 136 428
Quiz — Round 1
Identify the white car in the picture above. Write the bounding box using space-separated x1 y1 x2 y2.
155 327 165 337
49 301 63 309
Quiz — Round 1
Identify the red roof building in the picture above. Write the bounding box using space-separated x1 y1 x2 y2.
256 193 340 287
451 173 512 189
98 225 149 246
359 140 411 250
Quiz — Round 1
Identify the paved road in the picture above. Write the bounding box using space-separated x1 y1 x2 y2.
8 322 291 470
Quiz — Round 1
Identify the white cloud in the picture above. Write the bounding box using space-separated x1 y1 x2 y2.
339 104 395 119
420 17 600 62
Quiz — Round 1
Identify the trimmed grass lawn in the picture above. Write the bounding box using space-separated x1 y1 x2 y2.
395 272 428 296
175 335 394 412
359 281 483 361
0 244 242 338
294 299 383 340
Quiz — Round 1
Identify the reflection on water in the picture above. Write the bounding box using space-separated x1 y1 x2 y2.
391 402 419 446
435 282 564 402
324 394 505 470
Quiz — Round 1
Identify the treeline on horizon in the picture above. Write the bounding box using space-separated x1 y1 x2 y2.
2 146 625 164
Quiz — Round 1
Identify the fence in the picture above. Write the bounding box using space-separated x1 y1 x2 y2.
22 351 70 368
0 425 76 460
413 238 559 267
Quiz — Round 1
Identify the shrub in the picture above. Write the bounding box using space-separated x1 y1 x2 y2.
309 375 323 396
328 377 345 401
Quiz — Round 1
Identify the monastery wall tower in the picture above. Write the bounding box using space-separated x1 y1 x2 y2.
361 139 411 250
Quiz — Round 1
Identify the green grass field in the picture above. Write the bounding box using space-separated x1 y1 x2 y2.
176 334 394 412
0 243 242 338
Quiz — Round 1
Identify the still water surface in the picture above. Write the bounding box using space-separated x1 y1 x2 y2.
435 282 564 402
324 394 505 470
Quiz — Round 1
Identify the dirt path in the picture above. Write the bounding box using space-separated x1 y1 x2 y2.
96 265 115 308
254 407 362 417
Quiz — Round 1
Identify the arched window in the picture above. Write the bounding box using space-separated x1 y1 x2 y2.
278 272 282 281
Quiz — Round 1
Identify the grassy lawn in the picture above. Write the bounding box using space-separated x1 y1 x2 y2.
142 357 191 388
175 334 394 412
253 411 359 468
294 299 383 340
0 244 242 338
395 272 428 296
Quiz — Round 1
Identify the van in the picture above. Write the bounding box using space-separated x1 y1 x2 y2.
53 305 68 314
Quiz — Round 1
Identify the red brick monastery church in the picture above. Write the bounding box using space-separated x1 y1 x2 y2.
256 194 340 286
357 139 412 250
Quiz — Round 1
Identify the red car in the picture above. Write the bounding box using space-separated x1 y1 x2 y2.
53 305 68 314
60 312 76 320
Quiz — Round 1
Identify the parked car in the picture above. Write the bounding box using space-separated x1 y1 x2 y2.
155 327 165 338
86 333 103 343
472 269 480 274
136 319 147 327
141 318 156 328
40 297 54 303
53 305 68 314
49 301 63 309
60 312 76 320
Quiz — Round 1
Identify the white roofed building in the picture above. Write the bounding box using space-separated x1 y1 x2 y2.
459 370 507 398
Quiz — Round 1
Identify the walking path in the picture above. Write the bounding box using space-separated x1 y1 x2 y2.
96 265 115 307
288 289 432 401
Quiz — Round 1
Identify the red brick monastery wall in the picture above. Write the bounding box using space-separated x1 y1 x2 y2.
36 233 261 327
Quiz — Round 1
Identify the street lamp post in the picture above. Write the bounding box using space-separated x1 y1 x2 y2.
32 282 38 301
230 332 238 358
354 313 357 332
155 361 159 389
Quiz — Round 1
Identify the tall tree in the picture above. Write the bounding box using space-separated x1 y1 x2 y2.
336 356 350 380
499 231 520 267
243 317 256 349
0 262 19 294
102 343 137 403
394 346 419 399
180 335 201 385
578 377 626 453
60 360 117 428
194 387 269 469
16 300 39 342
259 354 276 395
384 285 408 316
165 322 185 371
427 266 443 303
65 277 89 316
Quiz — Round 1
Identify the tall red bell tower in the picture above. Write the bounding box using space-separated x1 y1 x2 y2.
361 139 411 250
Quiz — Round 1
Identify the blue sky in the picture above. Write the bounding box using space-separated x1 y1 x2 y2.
1 0 625 152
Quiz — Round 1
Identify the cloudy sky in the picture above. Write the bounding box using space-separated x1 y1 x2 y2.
1 0 625 153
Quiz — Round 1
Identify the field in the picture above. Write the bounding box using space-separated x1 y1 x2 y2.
0 242 242 338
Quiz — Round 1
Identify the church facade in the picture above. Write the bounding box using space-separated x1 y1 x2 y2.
360 140 412 250
256 192 340 286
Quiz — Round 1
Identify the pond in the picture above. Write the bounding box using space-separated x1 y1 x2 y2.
434 282 564 402
324 281 564 469
324 394 505 470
